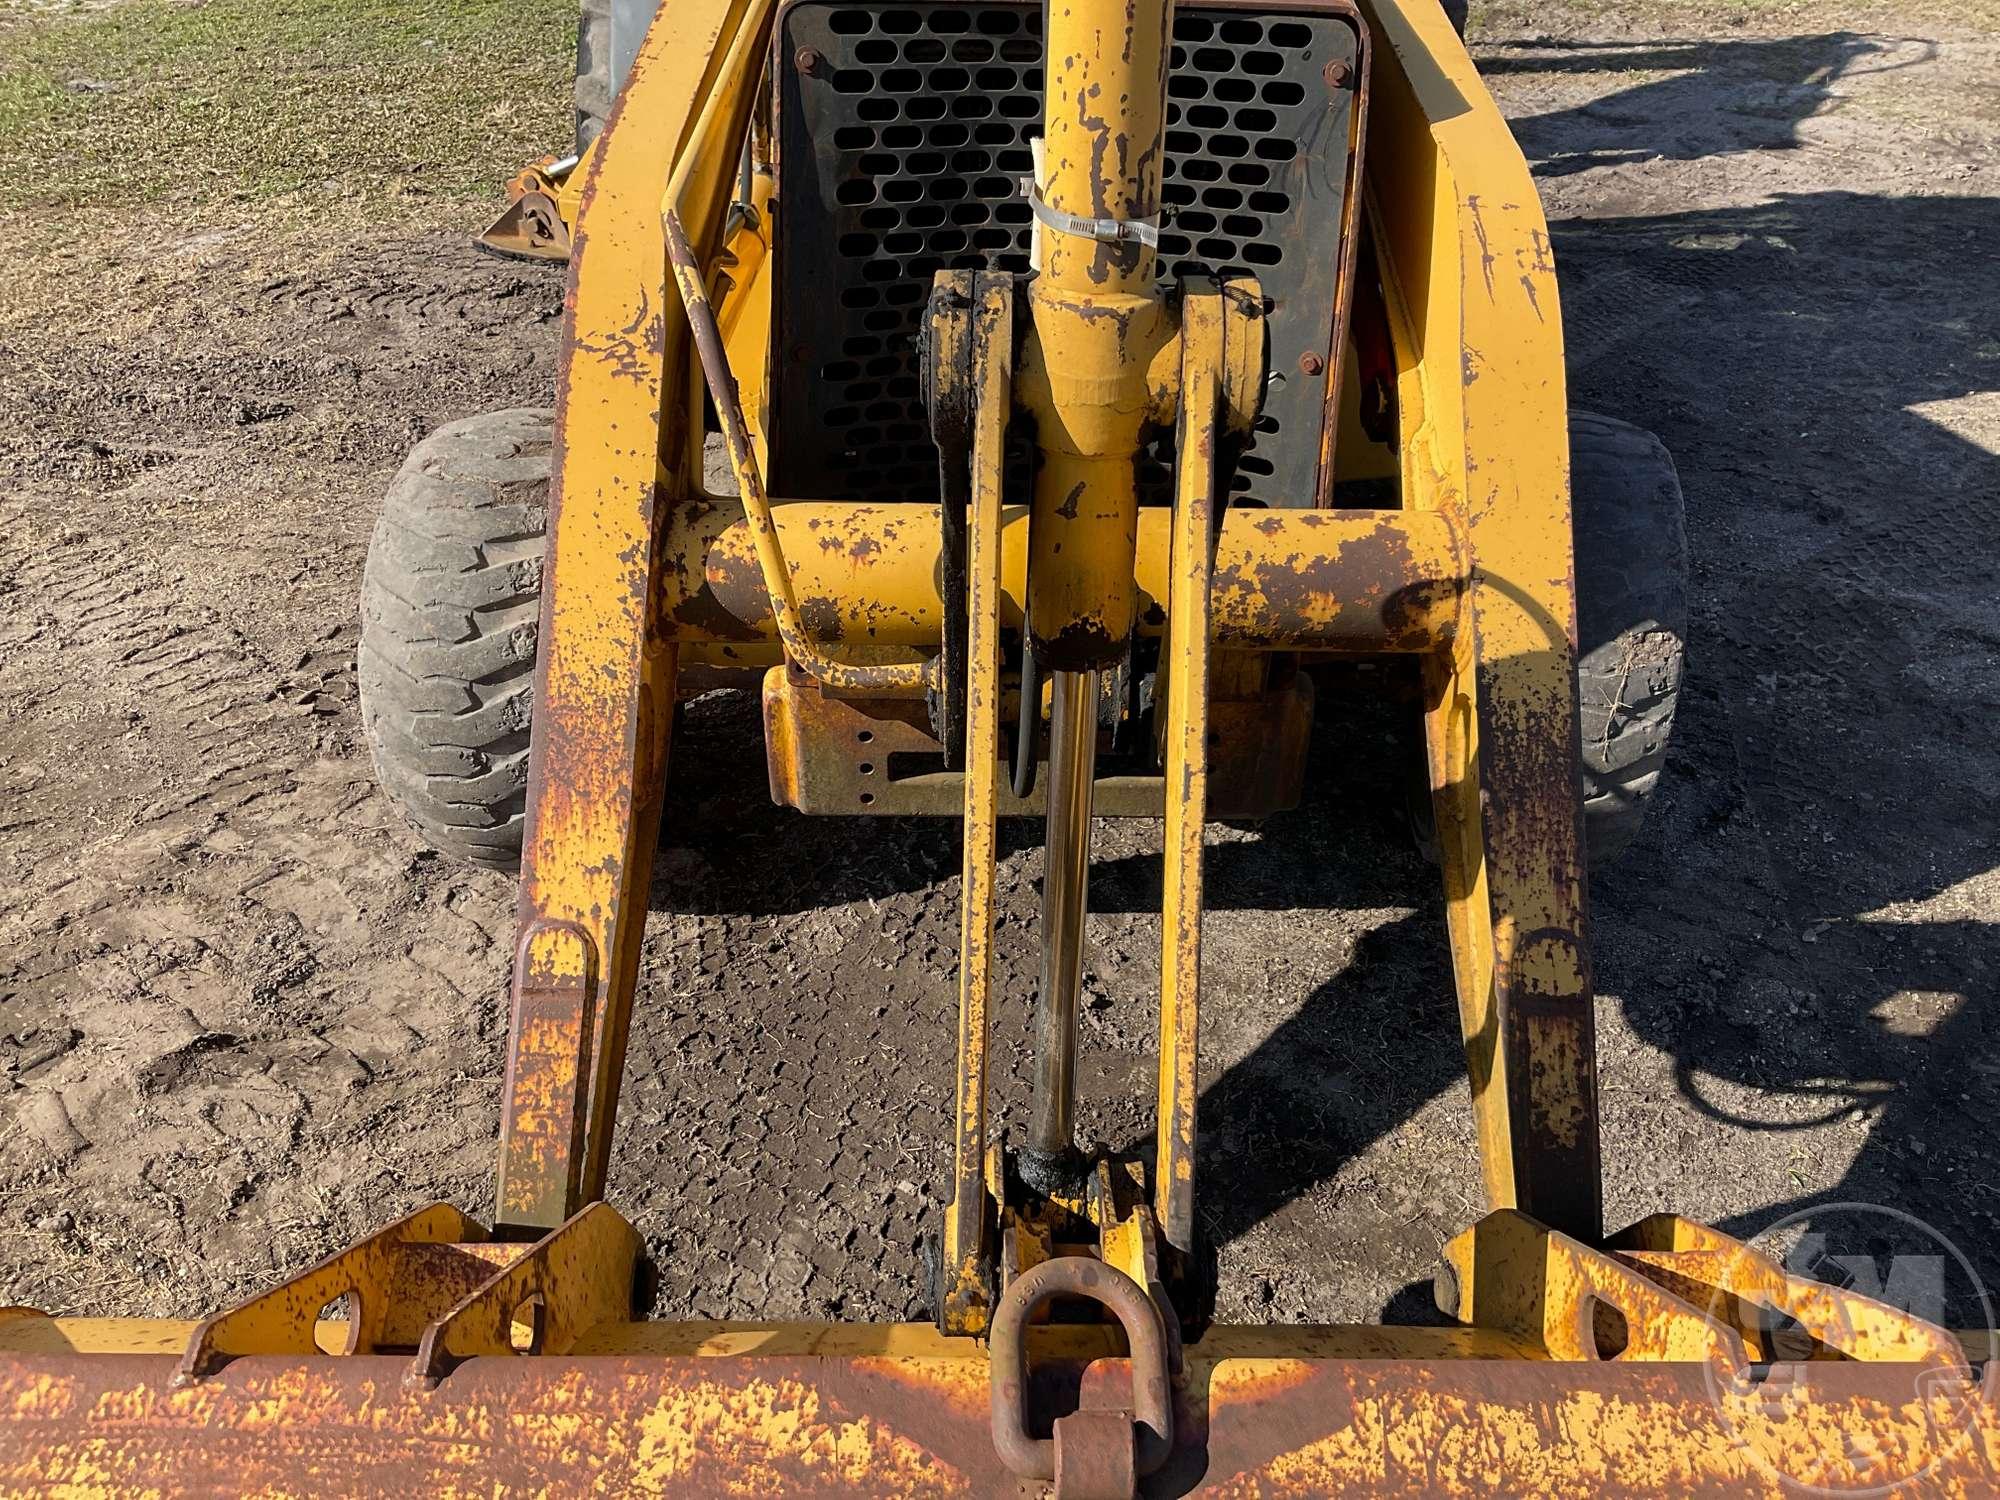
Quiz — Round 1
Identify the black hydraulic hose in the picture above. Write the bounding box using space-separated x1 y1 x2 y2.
1012 640 1039 800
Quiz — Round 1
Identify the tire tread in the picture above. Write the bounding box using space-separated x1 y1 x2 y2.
1570 410 1688 866
359 409 554 870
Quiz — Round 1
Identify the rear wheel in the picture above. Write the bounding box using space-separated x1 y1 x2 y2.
1404 411 1687 869
1570 410 1688 866
575 0 613 151
359 409 552 870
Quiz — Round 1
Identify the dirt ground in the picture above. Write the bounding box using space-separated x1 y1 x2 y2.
2 10 1997 1332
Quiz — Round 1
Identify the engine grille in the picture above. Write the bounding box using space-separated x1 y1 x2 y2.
770 1 1359 509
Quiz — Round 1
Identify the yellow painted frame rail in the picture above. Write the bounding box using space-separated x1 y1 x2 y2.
1361 0 1602 1236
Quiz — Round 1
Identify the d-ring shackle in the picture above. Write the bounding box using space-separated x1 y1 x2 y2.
988 1257 1175 1486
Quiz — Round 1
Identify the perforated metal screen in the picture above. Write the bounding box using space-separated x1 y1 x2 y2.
769 1 1358 509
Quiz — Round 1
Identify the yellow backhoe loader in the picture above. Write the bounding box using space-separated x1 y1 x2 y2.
4 0 1994 1493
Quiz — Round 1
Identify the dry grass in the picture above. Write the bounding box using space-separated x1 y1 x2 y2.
1473 0 2000 38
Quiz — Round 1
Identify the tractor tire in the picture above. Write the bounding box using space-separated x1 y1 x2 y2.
575 0 614 152
1402 411 1686 870
1570 410 1687 866
359 409 552 871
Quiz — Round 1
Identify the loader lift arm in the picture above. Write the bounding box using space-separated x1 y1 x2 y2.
4 0 1994 1493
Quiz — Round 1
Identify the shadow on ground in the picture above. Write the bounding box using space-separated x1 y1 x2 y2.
1165 175 2000 1315
1490 32 1934 176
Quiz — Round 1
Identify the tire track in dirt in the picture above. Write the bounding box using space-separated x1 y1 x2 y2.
0 496 511 1315
0 223 567 1317
0 507 310 842
258 239 566 334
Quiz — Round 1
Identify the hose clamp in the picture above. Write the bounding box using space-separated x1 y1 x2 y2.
1018 176 1161 248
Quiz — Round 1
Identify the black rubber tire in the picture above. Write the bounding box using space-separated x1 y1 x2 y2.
359 409 552 871
1440 0 1469 37
1402 411 1686 869
1570 410 1688 866
575 0 613 152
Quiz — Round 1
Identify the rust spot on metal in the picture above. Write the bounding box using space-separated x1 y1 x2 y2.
573 289 660 385
797 596 845 643
12 1340 2000 1495
1208 512 1459 650
1036 618 1120 668
1519 274 1544 321
1522 1011 1588 1150
1465 194 1497 302
495 922 598 1228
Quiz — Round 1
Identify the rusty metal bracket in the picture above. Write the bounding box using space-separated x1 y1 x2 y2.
763 663 1315 820
1441 1209 1746 1365
476 157 577 263
1612 1214 1972 1369
408 1202 642 1388
176 1204 484 1384
1091 1159 1184 1373
990 1256 1174 1493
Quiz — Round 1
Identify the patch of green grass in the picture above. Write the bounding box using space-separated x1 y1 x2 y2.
0 0 576 209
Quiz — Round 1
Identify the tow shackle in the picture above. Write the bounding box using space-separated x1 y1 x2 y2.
989 1257 1175 1495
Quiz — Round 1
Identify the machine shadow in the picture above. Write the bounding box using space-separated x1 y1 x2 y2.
1160 185 2000 1317
1562 187 2000 1312
1482 32 1929 178
654 686 960 915
656 672 1429 917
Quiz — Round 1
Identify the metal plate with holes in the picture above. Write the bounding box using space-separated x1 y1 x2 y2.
764 666 1313 816
771 1 1359 509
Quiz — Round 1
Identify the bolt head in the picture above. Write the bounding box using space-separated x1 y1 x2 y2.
795 46 821 73
1297 351 1326 377
1323 59 1352 88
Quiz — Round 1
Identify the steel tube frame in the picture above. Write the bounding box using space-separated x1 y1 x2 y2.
662 502 1464 653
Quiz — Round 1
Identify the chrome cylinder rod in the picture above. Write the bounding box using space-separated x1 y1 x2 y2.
1026 668 1099 1187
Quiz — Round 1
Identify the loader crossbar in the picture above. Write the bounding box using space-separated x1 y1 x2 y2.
6 1208 1996 1494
